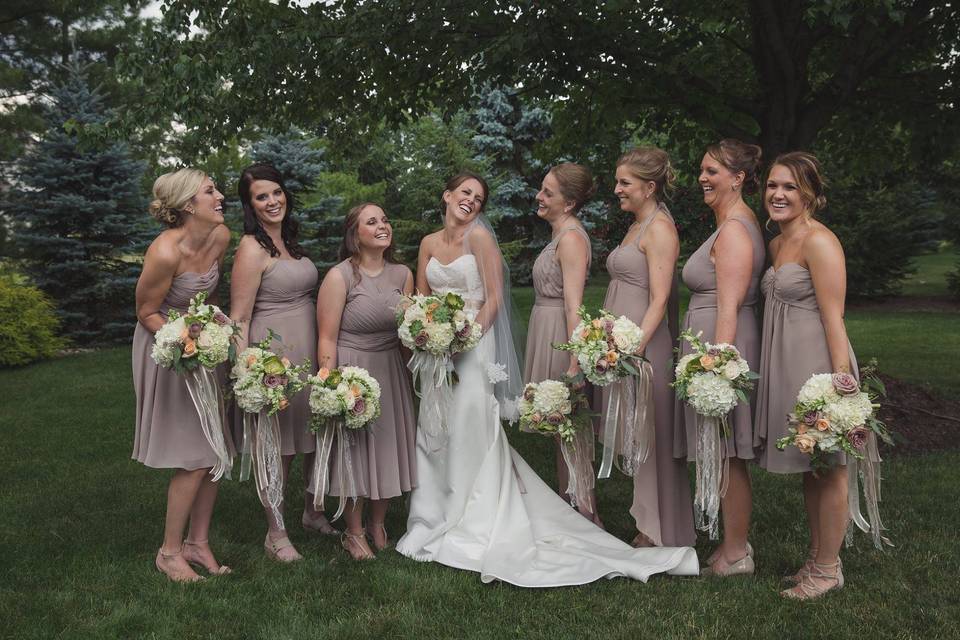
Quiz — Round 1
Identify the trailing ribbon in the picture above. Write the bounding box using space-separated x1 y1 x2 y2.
184 367 232 481
846 434 893 549
309 419 356 521
560 426 596 511
693 414 729 540
597 362 656 478
408 351 454 453
239 410 284 529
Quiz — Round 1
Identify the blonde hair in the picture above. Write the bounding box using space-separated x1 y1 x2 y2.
705 139 763 195
769 151 828 214
149 168 206 227
549 163 597 212
616 147 676 201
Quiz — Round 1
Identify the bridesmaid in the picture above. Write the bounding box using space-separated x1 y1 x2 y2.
675 139 765 575
316 202 417 560
755 152 856 599
230 163 329 563
132 168 233 582
603 147 696 548
524 162 599 524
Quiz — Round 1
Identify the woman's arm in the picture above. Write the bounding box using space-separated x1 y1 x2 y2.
229 236 269 352
316 267 347 370
403 267 415 296
416 235 433 295
806 230 852 373
712 220 754 344
206 225 231 306
135 237 179 333
637 218 680 353
556 230 590 375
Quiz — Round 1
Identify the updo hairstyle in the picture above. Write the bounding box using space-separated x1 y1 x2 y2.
616 147 676 202
149 168 206 227
548 162 597 212
706 139 763 195
769 151 828 214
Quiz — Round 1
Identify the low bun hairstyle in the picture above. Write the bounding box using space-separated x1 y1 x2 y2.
150 168 206 228
238 163 306 259
549 162 597 212
706 139 763 195
616 147 676 202
769 151 828 214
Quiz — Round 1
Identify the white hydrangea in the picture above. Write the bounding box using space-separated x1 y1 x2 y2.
675 353 697 379
686 372 738 417
611 316 644 353
797 373 840 405
425 321 455 354
235 377 269 413
824 392 873 430
309 386 341 417
197 323 231 367
151 316 186 368
532 379 570 414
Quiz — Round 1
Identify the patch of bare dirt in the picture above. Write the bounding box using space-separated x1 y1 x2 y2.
849 296 960 313
877 374 960 456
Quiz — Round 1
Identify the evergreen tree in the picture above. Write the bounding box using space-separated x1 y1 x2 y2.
6 63 146 344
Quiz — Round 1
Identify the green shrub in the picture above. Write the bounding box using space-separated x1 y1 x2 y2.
0 273 67 367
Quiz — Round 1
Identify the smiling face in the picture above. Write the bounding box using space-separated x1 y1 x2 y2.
613 165 656 214
354 204 392 251
189 177 225 224
699 152 742 209
248 179 287 229
443 178 486 224
765 164 809 223
535 171 572 220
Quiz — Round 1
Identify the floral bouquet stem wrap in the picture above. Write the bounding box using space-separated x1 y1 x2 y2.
151 291 240 481
307 366 382 520
673 329 757 539
397 291 482 452
231 330 310 528
554 306 653 479
777 370 893 549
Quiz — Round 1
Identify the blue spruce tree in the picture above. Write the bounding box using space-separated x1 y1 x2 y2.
7 63 146 344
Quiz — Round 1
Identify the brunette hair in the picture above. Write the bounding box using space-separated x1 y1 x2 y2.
149 168 206 227
706 139 763 195
238 163 306 259
439 171 489 219
768 151 828 214
616 147 676 202
339 202 396 281
548 163 597 212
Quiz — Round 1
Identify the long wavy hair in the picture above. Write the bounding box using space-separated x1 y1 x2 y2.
238 163 306 259
339 202 396 283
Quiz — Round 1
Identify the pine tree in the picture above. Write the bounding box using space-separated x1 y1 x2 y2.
7 62 147 344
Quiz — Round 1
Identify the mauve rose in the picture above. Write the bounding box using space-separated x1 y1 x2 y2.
351 398 366 415
847 426 869 450
603 319 614 332
547 413 563 426
456 324 471 338
414 331 428 347
188 322 202 339
264 374 282 388
803 411 820 426
524 387 536 401
832 372 859 396
213 312 229 326
595 359 609 373
707 346 721 357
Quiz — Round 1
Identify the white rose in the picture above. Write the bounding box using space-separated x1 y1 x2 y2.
612 316 644 353
721 360 741 381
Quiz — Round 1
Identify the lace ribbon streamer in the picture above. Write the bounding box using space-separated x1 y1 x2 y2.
560 426 596 511
408 351 454 453
309 419 356 521
846 434 893 549
239 410 284 529
184 367 232 481
693 414 730 540
597 362 655 478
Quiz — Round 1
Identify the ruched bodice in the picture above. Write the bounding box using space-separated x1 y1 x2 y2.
760 263 819 312
253 258 318 316
160 261 219 315
606 244 650 289
532 227 591 305
336 260 408 352
426 255 484 303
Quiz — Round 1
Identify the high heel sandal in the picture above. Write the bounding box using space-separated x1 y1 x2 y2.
155 546 204 583
780 559 844 599
264 533 304 563
341 531 375 560
183 539 232 575
700 552 755 577
365 522 392 551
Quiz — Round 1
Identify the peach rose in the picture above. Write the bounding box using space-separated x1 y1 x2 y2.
281 357 291 368
699 355 716 370
795 433 818 454
317 367 330 381
182 339 197 357
796 423 808 435
245 354 257 367
351 384 362 397
606 350 619 363
278 397 290 411
815 418 830 432
591 319 602 329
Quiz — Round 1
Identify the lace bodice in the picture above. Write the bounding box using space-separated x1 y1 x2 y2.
425 255 485 303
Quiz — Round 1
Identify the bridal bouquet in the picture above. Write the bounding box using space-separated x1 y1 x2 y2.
554 307 653 478
777 369 893 549
519 377 596 509
397 291 482 451
307 365 382 520
151 291 239 372
150 291 239 481
673 329 758 539
231 331 310 525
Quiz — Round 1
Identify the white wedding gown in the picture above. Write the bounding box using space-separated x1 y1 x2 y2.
395 256 699 586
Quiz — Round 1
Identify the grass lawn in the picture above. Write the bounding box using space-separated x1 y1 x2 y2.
901 244 956 298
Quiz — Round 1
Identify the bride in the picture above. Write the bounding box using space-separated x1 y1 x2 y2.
395 172 699 586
